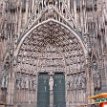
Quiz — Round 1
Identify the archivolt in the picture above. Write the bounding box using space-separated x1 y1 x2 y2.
14 19 87 58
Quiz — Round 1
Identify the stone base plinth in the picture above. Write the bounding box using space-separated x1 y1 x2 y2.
0 104 5 107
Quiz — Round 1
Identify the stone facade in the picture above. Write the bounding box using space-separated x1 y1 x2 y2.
0 0 107 107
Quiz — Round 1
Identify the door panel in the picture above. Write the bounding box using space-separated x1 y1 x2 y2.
54 72 66 107
37 72 49 107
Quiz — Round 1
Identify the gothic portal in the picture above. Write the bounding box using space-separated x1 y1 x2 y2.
0 0 107 107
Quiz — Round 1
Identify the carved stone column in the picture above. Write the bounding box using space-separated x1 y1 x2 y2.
49 74 54 107
85 34 94 105
6 62 15 107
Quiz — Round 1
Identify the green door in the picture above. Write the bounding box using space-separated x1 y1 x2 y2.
54 72 66 107
37 72 49 107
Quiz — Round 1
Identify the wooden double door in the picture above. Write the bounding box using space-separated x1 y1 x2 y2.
37 72 66 107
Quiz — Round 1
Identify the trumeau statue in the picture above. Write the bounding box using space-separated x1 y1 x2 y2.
49 76 54 91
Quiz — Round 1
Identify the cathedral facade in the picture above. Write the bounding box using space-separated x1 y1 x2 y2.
0 0 107 107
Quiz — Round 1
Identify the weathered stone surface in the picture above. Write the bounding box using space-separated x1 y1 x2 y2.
0 0 107 107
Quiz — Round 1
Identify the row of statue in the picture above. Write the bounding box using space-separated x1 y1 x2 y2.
66 72 86 90
0 71 101 92
16 73 36 90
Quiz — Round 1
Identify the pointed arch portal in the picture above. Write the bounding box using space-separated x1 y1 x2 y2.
14 19 88 107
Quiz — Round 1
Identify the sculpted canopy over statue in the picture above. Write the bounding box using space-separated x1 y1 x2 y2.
47 0 55 4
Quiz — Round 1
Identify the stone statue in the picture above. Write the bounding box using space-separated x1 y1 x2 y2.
1 75 8 89
49 76 54 91
93 72 101 90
